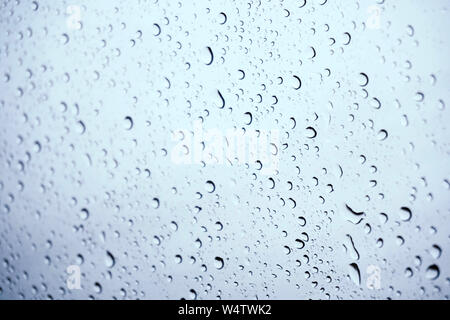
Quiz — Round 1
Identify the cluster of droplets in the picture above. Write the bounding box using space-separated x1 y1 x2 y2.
0 0 449 300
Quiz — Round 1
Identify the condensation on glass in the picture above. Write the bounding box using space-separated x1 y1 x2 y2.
0 0 449 299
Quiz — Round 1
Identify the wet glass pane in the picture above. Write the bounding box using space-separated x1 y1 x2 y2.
0 0 449 299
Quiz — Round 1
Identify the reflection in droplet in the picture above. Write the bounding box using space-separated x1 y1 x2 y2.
425 265 440 280
377 129 388 141
105 251 115 268
214 257 224 270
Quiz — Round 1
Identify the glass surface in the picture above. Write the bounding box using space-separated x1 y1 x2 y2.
0 0 449 299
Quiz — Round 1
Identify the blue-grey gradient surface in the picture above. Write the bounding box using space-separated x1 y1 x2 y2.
0 0 449 299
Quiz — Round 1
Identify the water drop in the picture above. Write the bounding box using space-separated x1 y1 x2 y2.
214 257 224 270
105 251 115 268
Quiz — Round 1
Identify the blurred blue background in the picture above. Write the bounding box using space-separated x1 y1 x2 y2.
0 0 449 299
